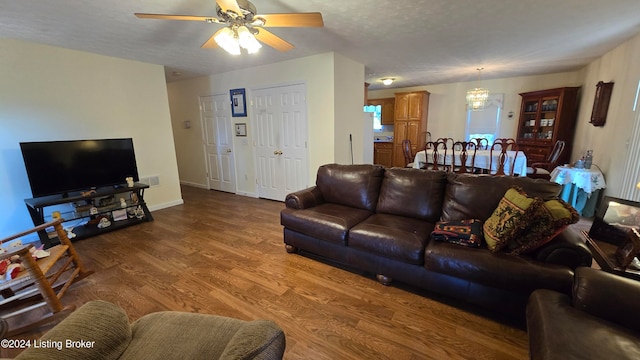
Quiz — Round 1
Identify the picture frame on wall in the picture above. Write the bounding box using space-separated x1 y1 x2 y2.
230 88 247 117
235 123 247 137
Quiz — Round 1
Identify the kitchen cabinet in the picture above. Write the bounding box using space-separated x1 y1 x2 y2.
517 87 580 166
374 142 393 167
392 91 429 167
367 97 395 125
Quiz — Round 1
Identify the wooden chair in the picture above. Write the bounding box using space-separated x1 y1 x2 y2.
452 141 478 173
424 140 449 171
401 139 415 167
527 140 566 179
472 137 489 150
0 219 93 336
490 138 519 176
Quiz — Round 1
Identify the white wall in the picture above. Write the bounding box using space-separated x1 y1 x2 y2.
333 54 366 164
572 32 640 198
167 52 360 195
0 39 183 240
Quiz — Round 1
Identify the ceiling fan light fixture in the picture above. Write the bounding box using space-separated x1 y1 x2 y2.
381 78 394 86
214 27 241 55
237 25 262 54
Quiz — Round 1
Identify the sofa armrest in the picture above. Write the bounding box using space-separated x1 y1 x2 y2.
284 186 324 209
573 267 640 332
530 227 593 269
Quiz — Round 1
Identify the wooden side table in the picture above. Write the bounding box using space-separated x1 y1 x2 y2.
583 231 640 280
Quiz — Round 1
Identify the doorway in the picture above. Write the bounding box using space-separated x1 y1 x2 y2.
252 84 309 201
200 94 237 193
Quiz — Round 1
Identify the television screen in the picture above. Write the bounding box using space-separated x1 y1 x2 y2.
20 138 139 198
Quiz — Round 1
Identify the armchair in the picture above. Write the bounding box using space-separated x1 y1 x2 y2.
527 267 640 359
527 140 565 179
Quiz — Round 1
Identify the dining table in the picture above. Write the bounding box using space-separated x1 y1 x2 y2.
412 149 528 176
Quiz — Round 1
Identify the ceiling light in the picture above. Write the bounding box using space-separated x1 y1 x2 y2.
237 26 262 54
214 27 241 55
381 78 394 86
215 25 262 55
466 68 489 111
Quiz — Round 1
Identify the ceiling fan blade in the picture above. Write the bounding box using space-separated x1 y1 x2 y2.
201 28 224 49
255 13 324 27
134 13 219 22
254 28 294 52
216 0 243 16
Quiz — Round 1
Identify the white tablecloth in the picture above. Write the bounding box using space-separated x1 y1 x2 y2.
550 166 606 194
550 165 606 217
412 149 528 176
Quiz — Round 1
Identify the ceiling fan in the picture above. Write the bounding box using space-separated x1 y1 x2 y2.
135 0 323 55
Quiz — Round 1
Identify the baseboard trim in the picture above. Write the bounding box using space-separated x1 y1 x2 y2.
148 199 184 212
180 180 208 189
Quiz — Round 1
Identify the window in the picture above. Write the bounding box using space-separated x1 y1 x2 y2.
364 105 383 131
466 93 503 145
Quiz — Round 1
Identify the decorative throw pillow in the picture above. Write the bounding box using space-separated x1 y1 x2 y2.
431 219 483 247
483 187 544 252
505 198 579 255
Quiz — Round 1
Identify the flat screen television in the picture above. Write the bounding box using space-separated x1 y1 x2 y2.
20 138 140 198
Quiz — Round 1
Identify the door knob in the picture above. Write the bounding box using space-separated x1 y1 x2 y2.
273 150 283 155
226 149 232 153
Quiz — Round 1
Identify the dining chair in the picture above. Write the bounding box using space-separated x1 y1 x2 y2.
424 140 449 171
452 141 477 173
472 137 489 150
402 139 415 168
436 137 455 151
489 138 519 176
527 140 566 179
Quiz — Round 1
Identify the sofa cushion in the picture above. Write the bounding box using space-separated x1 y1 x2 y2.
505 198 579 255
281 204 373 245
424 241 573 294
15 300 131 360
376 168 447 222
349 214 434 264
121 312 285 360
441 174 561 222
316 164 385 212
483 187 544 252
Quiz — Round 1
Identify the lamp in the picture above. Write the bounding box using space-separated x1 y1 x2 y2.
381 78 394 86
215 25 262 55
466 68 489 111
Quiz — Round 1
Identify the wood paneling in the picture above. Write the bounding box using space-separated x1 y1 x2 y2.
4 186 528 359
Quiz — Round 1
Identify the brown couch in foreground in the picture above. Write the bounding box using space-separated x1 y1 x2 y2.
281 164 592 317
527 267 640 359
14 300 285 360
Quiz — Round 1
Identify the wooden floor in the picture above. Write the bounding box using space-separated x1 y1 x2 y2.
5 186 529 359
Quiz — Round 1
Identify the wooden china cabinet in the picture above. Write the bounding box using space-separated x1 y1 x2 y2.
392 91 430 167
516 87 580 166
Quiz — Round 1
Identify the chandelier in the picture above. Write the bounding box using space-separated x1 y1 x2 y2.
214 25 262 55
466 68 489 111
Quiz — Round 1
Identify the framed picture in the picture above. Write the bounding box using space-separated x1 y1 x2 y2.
590 81 614 127
235 123 247 137
615 228 640 268
589 196 640 246
230 88 247 117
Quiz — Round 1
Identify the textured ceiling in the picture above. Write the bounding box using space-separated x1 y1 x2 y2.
2 0 640 90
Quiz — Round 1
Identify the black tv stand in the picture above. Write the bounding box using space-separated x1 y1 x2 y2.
24 183 153 248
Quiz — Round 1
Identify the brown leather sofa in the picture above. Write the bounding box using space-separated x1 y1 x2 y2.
280 164 592 317
527 267 640 359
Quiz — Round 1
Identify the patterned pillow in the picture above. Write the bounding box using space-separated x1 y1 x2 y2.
431 219 483 247
505 198 579 255
483 187 544 252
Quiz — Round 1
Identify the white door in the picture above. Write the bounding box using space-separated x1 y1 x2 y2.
200 95 236 193
253 84 308 201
